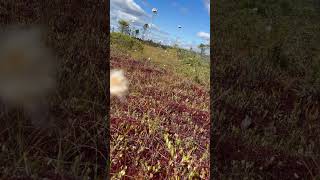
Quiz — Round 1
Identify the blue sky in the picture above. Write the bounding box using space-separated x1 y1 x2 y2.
110 0 210 53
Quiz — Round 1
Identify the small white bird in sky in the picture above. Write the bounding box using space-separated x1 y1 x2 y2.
152 8 158 13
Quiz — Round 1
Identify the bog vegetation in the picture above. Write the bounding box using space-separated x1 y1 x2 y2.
110 31 210 178
111 32 210 86
0 1 107 179
212 0 320 179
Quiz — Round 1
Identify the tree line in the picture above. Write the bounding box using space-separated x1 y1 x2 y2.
115 19 210 57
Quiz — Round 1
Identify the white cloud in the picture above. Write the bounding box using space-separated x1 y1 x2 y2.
110 0 208 55
149 24 170 36
176 39 210 55
111 0 147 17
179 41 195 50
110 0 150 28
204 0 210 14
113 10 139 22
137 0 152 8
197 32 210 41
111 0 171 40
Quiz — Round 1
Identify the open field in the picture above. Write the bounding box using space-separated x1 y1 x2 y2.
110 33 210 178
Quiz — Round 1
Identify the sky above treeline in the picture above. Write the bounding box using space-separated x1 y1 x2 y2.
110 0 210 53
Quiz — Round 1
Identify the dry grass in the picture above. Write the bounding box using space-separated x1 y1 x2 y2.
212 0 320 179
111 32 209 85
0 1 108 179
110 35 210 178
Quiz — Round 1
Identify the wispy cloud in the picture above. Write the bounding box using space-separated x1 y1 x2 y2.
111 0 208 55
110 0 150 28
197 31 210 41
204 0 210 14
111 0 148 17
137 0 152 8
111 0 171 41
177 40 210 55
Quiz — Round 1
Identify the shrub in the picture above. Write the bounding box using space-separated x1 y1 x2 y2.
110 32 143 53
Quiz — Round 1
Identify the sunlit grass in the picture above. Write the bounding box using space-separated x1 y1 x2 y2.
111 33 210 87
110 33 209 178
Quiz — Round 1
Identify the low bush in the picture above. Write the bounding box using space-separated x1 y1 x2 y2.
110 32 143 53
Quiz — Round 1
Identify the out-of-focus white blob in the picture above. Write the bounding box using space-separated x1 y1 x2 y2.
0 26 57 129
110 69 128 99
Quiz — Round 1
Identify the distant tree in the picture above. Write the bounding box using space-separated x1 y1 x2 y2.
118 19 129 34
142 23 149 40
199 43 206 56
135 29 140 38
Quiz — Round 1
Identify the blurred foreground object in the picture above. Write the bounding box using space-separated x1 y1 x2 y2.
110 69 128 99
0 25 57 129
